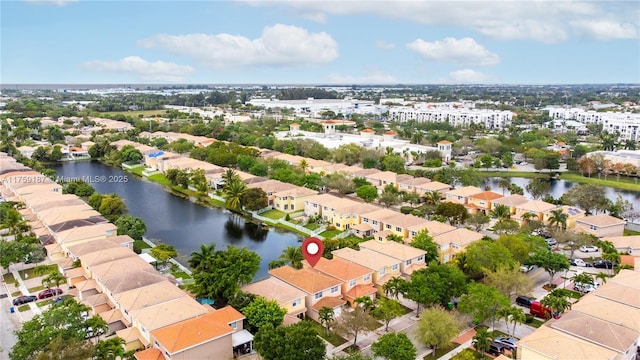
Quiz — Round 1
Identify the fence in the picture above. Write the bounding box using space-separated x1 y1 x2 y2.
250 212 328 239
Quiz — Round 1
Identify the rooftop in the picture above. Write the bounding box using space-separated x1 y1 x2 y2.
269 266 343 294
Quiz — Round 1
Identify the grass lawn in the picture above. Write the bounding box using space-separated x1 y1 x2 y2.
99 110 167 118
28 285 45 293
148 173 173 187
3 272 16 284
172 271 192 280
127 166 144 176
319 229 344 238
527 318 546 328
302 319 347 347
424 342 458 359
38 299 53 307
476 170 551 179
260 209 286 220
625 229 640 236
133 239 152 254
560 172 640 191
304 223 321 230
18 304 30 312
449 348 485 360
11 291 21 297
19 264 57 280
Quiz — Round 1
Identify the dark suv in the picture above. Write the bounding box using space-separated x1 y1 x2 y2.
516 295 535 308
12 295 37 306
488 342 506 356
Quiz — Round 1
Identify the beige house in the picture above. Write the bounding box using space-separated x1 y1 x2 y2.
304 257 376 306
444 186 483 205
433 228 484 263
601 235 640 255
332 247 401 287
397 177 432 195
487 194 529 215
575 214 626 238
513 200 557 223
241 277 307 320
269 266 346 321
415 181 451 197
467 191 503 214
359 239 427 277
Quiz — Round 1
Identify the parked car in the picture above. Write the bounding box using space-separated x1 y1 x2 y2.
519 264 534 273
592 260 617 269
12 295 37 306
516 295 535 308
545 238 557 246
494 336 517 352
570 258 590 267
38 288 63 300
574 282 598 293
530 301 561 319
580 245 599 252
488 342 506 356
52 297 65 306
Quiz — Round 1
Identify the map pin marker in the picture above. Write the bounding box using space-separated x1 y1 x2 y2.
301 237 324 268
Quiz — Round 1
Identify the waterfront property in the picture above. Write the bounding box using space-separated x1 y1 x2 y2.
575 214 627 238
241 277 307 322
332 247 401 287
302 257 377 306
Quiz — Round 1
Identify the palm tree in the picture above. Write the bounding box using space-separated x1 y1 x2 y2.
472 327 492 358
541 290 571 318
508 307 526 337
43 271 66 292
572 272 594 290
189 243 216 270
298 159 309 174
382 277 406 299
224 178 247 211
548 209 568 231
602 251 620 274
318 306 334 336
1 209 29 235
278 246 304 269
424 191 441 206
489 204 510 220
521 212 538 225
354 296 374 313
497 178 511 196
595 272 609 285
221 169 240 187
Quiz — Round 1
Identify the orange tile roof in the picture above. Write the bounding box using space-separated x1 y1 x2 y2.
360 128 375 133
307 257 372 281
269 266 343 294
437 140 453 144
468 191 503 201
383 130 398 135
344 284 377 300
151 308 238 354
211 306 245 325
134 348 164 360
312 297 346 310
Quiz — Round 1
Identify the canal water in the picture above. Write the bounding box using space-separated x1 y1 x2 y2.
52 161 301 280
483 177 640 204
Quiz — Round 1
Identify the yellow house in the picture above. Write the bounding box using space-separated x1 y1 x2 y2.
379 212 431 240
332 247 401 287
513 200 557 224
304 194 377 231
272 187 318 213
241 277 307 320
467 191 503 214
359 239 427 278
433 228 484 263
305 257 377 306
444 186 483 205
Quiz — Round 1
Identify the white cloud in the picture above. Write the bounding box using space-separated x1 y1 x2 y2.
375 40 396 49
243 1 636 42
445 69 490 84
23 0 77 6
138 24 338 68
571 20 639 40
407 37 499 66
327 71 397 84
82 56 194 82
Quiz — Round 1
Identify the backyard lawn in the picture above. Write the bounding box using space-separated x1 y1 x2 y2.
319 229 344 238
260 209 286 220
303 319 347 347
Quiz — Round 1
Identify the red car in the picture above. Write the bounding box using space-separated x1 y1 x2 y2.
38 288 63 299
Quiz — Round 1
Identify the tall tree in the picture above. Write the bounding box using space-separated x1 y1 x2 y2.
115 215 147 240
418 305 461 357
434 202 468 225
254 322 326 360
242 297 286 333
528 251 570 285
548 209 568 231
410 229 439 263
458 283 510 329
277 246 304 269
371 297 405 332
188 243 215 270
318 306 335 336
371 332 416 360
334 307 379 346
224 177 247 211
472 327 493 358
150 244 177 269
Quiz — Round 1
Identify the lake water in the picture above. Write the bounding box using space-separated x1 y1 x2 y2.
483 177 640 205
52 161 301 280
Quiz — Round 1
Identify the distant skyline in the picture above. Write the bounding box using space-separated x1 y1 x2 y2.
1 1 639 85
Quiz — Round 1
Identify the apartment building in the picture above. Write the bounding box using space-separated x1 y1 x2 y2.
547 107 640 141
388 106 514 130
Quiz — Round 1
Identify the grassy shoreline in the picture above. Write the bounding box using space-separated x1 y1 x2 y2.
476 170 640 191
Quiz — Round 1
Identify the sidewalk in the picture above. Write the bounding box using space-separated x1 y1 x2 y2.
10 268 41 317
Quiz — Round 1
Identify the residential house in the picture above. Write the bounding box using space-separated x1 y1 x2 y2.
54 223 118 247
376 212 430 240
575 214 626 238
397 177 431 196
304 194 378 231
415 181 452 197
444 186 483 205
304 257 376 306
467 191 503 214
490 194 529 216
407 221 457 241
272 186 318 213
269 266 346 321
551 205 586 229
513 200 558 224
148 306 249 360
365 171 410 191
241 277 307 320
433 228 484 263
332 247 402 287
601 235 640 255
359 239 427 277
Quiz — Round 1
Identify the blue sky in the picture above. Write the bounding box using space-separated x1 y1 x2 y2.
1 0 639 84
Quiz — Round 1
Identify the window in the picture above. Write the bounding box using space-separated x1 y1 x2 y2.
363 218 369 223
315 292 323 299
392 264 399 271
292 298 300 307
386 224 392 229
230 321 237 329
379 268 386 276
590 225 597 230
396 226 401 232
418 256 424 262
331 286 339 293
372 220 378 225
363 274 371 282
349 279 356 287
406 259 412 266
291 205 294 210
284 204 288 210
313 204 317 208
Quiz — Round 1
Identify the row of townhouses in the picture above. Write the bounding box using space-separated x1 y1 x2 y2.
0 153 252 360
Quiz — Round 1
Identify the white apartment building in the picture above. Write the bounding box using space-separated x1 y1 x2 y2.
248 98 383 118
388 106 513 130
547 107 640 141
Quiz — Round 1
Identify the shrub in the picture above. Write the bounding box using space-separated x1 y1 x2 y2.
400 206 414 214
525 314 534 323
285 214 291 221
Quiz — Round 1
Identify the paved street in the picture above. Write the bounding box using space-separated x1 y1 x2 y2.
0 270 20 360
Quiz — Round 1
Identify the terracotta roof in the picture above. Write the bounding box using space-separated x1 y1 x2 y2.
437 140 453 144
134 348 164 360
269 266 343 294
344 284 377 300
360 128 375 133
577 214 626 227
332 248 400 271
290 122 300 126
312 296 346 310
468 191 503 201
241 277 307 307
151 307 241 354
210 306 245 325
305 257 373 281
383 130 398 135
516 200 557 213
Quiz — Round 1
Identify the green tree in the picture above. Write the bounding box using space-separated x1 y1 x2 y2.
371 332 416 360
418 305 461 357
354 295 374 313
318 306 335 336
10 299 107 360
97 194 127 222
277 246 304 269
378 185 402 208
407 263 466 314
240 187 268 211
466 212 490 232
472 327 493 358
525 178 551 200
528 251 570 285
193 245 260 304
87 193 104 210
371 297 405 332
42 271 66 292
189 168 210 193
355 185 378 203
410 229 439 263
93 337 125 360
224 178 247 211
434 202 468 225
483 266 533 298
548 209 568 231
115 215 147 240
188 243 215 271
149 243 177 269
335 307 379 346
489 204 510 220
465 241 516 277
34 336 96 360
563 184 609 215
254 322 326 360
540 289 572 317
572 272 595 290
242 297 286 333
458 283 509 329
382 276 408 300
